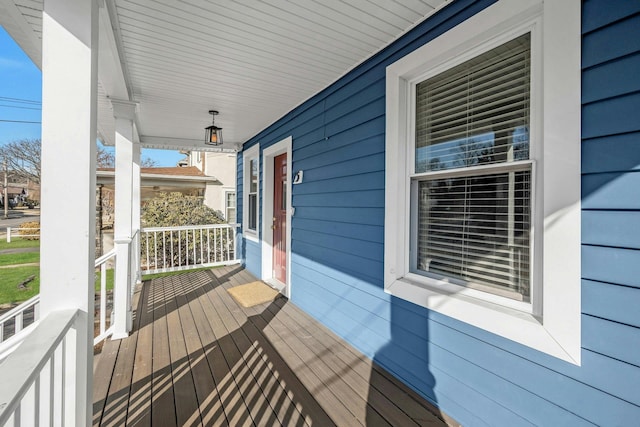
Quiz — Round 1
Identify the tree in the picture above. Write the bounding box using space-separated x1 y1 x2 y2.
0 138 41 183
97 144 157 168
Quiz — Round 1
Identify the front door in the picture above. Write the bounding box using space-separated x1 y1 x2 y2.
273 153 287 284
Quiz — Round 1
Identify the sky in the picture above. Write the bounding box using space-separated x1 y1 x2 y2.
0 25 185 167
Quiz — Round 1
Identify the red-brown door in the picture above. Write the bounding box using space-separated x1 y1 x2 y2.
273 153 287 284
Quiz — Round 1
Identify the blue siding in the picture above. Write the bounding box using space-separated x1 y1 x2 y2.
238 0 640 424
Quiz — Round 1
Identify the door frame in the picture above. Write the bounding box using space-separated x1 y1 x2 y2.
261 136 292 298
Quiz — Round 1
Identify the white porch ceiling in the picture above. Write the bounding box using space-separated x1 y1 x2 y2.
1 0 449 151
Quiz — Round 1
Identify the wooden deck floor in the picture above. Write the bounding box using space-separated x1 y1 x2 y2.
92 265 448 426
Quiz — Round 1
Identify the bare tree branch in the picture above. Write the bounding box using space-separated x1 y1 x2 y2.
0 138 41 183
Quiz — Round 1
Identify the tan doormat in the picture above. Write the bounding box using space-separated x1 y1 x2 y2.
227 281 280 308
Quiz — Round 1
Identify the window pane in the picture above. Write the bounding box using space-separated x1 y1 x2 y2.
248 194 257 231
227 208 236 223
250 159 258 193
227 192 236 208
416 170 531 301
416 33 531 173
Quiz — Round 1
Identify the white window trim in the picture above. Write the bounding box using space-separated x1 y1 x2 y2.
225 190 236 223
243 144 260 242
384 0 581 364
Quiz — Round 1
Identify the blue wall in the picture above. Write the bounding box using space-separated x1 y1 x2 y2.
239 0 640 424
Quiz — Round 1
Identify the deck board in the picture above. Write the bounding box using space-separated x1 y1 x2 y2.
93 266 450 426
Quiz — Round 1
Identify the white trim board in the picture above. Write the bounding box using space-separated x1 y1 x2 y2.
261 136 293 299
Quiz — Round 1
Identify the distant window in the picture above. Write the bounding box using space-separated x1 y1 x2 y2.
226 191 236 223
242 145 259 241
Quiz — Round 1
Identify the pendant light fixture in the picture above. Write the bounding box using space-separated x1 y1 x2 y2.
204 110 223 146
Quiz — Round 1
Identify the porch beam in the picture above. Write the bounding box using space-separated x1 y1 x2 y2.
111 99 138 339
39 0 99 425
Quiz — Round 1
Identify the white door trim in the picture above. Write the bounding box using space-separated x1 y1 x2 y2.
261 136 293 298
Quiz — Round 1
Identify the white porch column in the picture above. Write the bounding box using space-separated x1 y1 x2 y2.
111 99 137 339
132 144 142 283
39 0 98 425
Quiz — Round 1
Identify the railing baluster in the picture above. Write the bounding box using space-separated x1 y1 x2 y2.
15 312 23 335
226 227 231 261
145 232 150 270
207 230 211 264
178 230 182 267
153 232 158 270
100 263 107 335
200 229 204 264
170 231 174 268
192 229 196 266
162 230 166 269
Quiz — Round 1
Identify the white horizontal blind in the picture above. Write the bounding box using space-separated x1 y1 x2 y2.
413 33 532 301
415 33 531 173
248 159 258 230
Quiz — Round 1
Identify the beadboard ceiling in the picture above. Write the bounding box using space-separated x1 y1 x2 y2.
1 0 449 151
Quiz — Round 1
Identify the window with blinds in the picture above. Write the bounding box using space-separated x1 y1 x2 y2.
412 33 532 301
248 159 258 231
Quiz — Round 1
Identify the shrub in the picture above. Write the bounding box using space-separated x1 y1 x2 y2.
140 193 229 268
141 192 224 227
19 221 40 240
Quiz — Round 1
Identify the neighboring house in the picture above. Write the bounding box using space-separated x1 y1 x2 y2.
238 1 640 425
186 151 237 222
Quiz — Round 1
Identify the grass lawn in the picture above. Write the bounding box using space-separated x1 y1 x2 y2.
0 251 40 266
94 268 115 292
0 238 40 251
0 266 40 304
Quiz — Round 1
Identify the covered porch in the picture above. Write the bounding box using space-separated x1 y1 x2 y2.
92 265 446 426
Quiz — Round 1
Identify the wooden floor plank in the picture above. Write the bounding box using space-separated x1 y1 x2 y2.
181 275 230 427
271 297 447 425
150 277 177 427
212 270 316 427
193 277 256 427
99 285 143 427
93 266 452 427
126 281 153 426
164 275 202 426
92 339 121 426
201 272 280 426
216 270 361 426
174 274 229 427
211 269 336 427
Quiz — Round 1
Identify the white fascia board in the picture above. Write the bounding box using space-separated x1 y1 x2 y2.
140 135 240 153
96 170 220 185
0 0 42 69
98 5 128 100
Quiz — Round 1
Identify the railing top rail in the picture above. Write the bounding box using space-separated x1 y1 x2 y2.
141 223 238 233
95 248 117 267
0 295 40 325
0 309 79 425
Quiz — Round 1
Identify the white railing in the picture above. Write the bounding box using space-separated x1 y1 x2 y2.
94 248 116 346
5 227 40 242
0 309 87 426
0 295 40 362
140 224 239 275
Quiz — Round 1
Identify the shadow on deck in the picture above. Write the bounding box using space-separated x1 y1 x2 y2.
92 265 447 426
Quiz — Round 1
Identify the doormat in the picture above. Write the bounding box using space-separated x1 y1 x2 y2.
227 281 280 308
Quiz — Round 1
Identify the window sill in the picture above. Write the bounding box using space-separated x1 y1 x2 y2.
243 231 259 243
385 277 579 364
